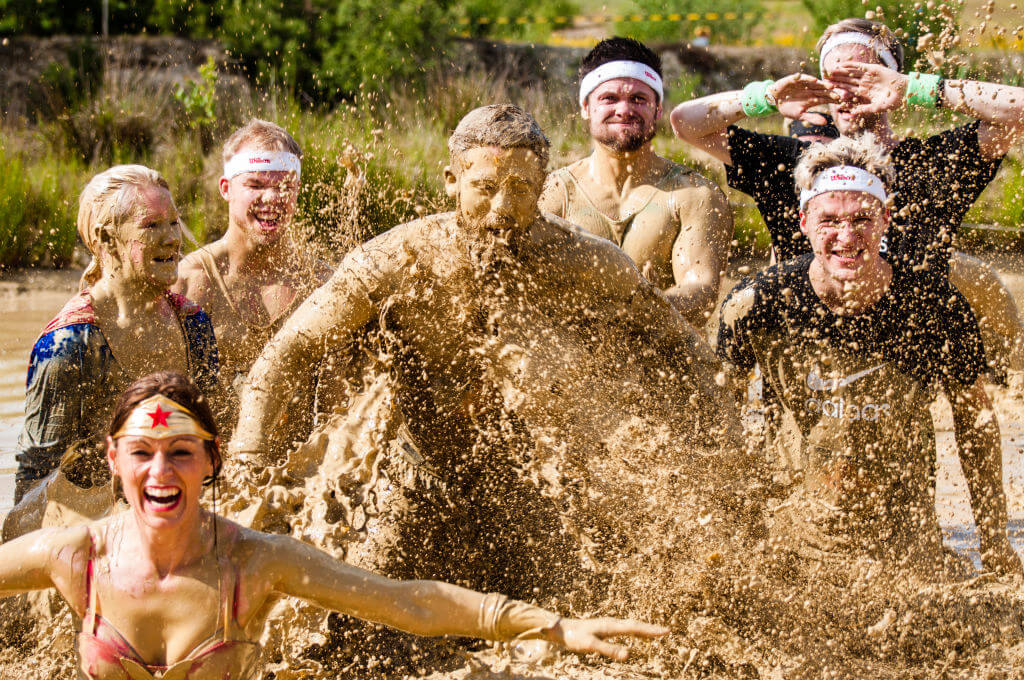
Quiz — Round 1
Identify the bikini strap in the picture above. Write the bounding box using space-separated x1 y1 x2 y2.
84 528 99 635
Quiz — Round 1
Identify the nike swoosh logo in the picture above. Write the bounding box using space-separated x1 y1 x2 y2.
806 363 887 392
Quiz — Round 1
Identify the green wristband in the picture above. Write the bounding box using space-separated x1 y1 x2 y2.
905 71 941 109
741 80 778 117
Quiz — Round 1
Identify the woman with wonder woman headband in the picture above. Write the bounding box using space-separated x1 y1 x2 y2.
0 371 665 680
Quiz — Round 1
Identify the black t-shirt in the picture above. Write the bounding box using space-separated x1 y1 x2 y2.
717 255 985 549
725 122 1002 274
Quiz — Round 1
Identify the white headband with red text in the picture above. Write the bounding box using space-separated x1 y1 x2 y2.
579 60 664 107
819 31 899 74
223 150 301 180
799 165 888 210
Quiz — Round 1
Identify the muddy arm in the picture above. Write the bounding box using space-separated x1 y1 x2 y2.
949 378 1021 575
231 256 383 464
0 527 89 607
261 533 665 659
664 182 733 327
670 75 836 165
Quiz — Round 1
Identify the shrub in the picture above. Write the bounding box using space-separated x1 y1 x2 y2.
0 140 81 269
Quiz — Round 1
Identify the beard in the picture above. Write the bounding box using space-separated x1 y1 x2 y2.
593 120 657 153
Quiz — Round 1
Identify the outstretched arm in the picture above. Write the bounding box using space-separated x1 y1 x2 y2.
231 252 385 464
827 63 1024 159
949 377 1021 575
670 74 837 164
261 533 667 660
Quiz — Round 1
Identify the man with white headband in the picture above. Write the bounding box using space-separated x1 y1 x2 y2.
717 135 1020 576
672 16 1024 380
671 15 1024 270
175 119 331 411
540 37 732 328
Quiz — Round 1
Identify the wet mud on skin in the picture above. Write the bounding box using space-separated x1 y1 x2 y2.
4 259 1024 679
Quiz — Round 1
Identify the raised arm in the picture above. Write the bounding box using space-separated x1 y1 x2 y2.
259 533 666 660
664 181 733 326
827 63 1024 159
670 74 837 165
230 250 387 463
949 377 1021 575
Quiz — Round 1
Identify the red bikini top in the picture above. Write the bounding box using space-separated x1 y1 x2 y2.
77 524 260 680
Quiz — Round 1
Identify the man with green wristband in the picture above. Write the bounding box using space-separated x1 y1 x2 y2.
671 16 1024 382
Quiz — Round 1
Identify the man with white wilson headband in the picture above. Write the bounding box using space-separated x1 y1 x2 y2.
672 15 1024 382
540 37 732 329
717 134 1020 577
175 119 332 427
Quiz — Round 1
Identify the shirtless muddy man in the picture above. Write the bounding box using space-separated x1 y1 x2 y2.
541 37 732 328
231 104 736 599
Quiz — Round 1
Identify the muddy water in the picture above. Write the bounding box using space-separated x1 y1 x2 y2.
0 269 80 513
2 263 1023 554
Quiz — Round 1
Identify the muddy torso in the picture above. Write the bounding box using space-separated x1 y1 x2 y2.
546 162 715 291
184 245 319 377
372 220 606 437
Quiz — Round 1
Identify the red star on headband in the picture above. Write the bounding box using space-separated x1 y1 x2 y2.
148 404 171 428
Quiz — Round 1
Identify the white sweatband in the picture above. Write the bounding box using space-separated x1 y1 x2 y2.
223 151 301 180
579 60 664 107
819 31 899 74
799 165 888 210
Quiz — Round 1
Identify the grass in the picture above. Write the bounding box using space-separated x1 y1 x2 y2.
2 44 1024 270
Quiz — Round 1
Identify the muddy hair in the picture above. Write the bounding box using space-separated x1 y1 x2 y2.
794 133 894 195
77 164 174 291
447 104 550 170
108 370 222 479
579 36 663 80
816 18 905 73
222 118 303 163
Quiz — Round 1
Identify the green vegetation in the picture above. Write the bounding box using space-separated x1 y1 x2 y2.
614 0 764 44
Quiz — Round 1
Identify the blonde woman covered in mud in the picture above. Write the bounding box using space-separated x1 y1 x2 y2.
0 371 665 680
717 135 1021 575
9 165 218 538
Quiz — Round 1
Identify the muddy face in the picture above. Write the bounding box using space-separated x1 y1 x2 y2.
583 78 660 152
111 186 182 290
108 434 213 530
801 190 887 282
219 150 299 247
445 146 545 237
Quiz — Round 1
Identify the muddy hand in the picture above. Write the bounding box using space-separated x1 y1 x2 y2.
826 62 907 116
548 617 669 661
770 73 840 123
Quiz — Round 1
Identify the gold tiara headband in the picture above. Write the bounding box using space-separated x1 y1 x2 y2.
113 394 215 441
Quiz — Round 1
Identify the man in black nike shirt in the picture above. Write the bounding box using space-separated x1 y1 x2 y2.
673 16 1024 378
718 135 1020 575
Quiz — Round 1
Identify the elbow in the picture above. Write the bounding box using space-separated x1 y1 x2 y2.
669 107 696 141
